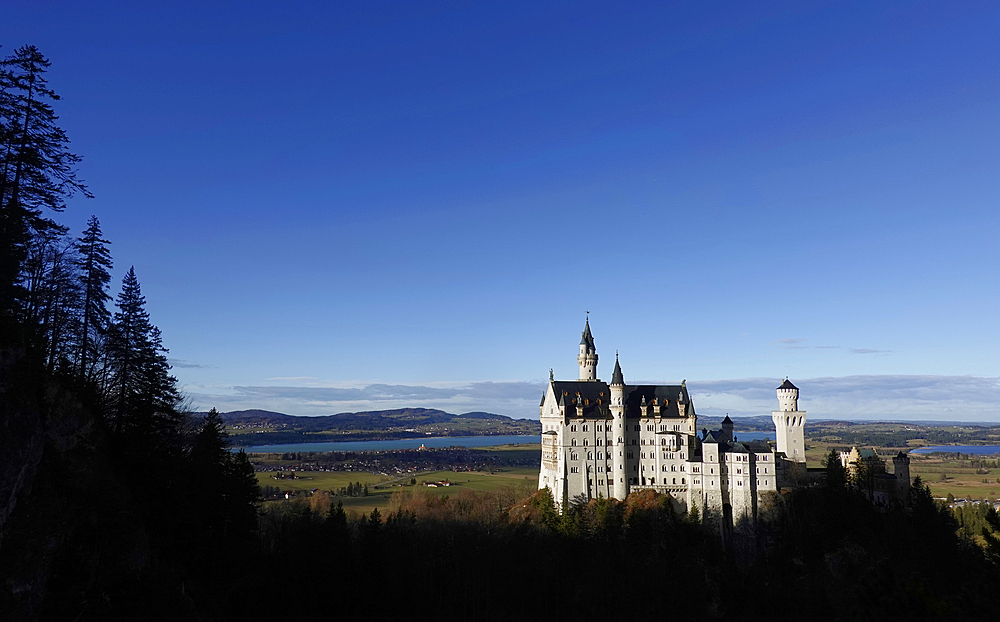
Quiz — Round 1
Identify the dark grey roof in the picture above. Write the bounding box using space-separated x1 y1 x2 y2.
549 380 692 419
551 381 614 419
580 319 595 349
622 384 691 418
722 415 733 425
611 356 624 385
778 378 798 391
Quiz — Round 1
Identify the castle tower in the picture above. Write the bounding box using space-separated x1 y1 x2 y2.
772 378 806 463
721 415 734 442
610 353 628 500
578 317 598 381
893 451 911 503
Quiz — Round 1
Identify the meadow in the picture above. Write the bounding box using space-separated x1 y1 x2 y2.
255 444 540 516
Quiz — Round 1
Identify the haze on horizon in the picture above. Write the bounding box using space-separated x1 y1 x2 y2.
6 1 999 422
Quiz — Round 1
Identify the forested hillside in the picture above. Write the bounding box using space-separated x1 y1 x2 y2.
221 407 540 444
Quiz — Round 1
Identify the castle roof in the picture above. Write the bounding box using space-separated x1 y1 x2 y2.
778 378 798 391
548 380 691 419
580 319 595 349
611 355 624 385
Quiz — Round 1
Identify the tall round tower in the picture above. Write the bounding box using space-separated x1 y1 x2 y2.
610 353 628 500
771 378 806 463
578 317 598 381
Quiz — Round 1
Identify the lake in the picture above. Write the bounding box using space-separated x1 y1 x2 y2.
234 430 773 454
236 434 542 454
911 445 1000 455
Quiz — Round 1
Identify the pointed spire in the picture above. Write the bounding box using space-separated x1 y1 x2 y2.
580 315 595 349
611 351 624 385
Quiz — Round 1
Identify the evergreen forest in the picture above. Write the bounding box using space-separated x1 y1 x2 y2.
2 45 1000 621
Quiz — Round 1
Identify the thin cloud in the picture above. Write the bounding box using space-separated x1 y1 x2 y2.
849 348 892 355
168 358 214 369
184 376 1000 423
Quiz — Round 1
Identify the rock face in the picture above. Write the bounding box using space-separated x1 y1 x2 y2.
0 346 45 548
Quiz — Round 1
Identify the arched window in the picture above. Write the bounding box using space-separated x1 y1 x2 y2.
588 452 593 460
571 439 577 446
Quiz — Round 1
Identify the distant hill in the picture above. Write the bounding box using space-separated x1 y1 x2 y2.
213 407 541 446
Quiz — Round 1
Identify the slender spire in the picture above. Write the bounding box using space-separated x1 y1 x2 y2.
580 315 595 349
611 352 624 385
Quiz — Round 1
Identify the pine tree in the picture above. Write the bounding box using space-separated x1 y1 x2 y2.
106 267 179 438
0 45 90 313
75 215 112 381
19 228 81 370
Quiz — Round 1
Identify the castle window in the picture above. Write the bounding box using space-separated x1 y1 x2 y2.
681 478 685 484
571 425 577 432
681 454 685 459
650 478 655 484
570 467 579 473
680 465 685 472
588 452 593 460
672 478 676 484
571 439 577 446
597 465 603 472
634 425 640 431
599 479 604 485
661 438 667 446
641 439 646 445
694 479 700 484
598 452 603 460
583 439 589 446
693 467 700 473
582 424 588 431
647 425 654 431
627 452 634 459
671 465 677 472
597 438 603 446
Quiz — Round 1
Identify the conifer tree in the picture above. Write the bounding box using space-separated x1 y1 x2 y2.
106 267 179 438
20 229 81 370
75 215 112 381
0 45 89 313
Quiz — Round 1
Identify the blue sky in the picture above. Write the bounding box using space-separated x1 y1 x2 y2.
6 1 1000 420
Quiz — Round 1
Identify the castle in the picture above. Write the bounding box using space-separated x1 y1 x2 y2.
538 319 811 522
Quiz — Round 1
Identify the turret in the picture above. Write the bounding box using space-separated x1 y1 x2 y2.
610 353 627 500
721 415 734 442
777 378 798 411
772 378 806 462
578 317 598 381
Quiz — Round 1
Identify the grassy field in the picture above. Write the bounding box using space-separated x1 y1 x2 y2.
256 444 541 516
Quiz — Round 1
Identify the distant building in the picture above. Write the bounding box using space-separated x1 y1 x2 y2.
840 447 911 505
539 319 815 524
